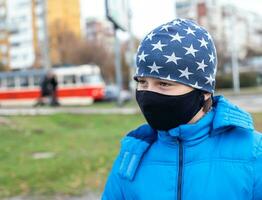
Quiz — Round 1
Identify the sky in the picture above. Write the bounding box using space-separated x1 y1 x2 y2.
80 0 262 39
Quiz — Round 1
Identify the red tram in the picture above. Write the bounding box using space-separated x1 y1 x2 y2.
0 64 105 106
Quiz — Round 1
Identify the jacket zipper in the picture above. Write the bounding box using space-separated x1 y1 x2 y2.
177 138 183 200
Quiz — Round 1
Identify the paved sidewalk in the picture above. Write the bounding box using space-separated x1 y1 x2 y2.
0 107 140 116
0 94 261 116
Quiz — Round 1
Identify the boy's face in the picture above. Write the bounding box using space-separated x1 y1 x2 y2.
136 77 194 96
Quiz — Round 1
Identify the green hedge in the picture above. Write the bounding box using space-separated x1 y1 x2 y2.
216 72 260 89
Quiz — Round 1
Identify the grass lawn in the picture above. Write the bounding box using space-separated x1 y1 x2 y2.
0 112 261 198
0 114 145 198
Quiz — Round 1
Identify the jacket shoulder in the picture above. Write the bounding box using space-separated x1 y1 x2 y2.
116 124 157 181
212 127 259 160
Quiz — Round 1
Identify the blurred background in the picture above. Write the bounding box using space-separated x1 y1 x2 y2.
0 0 261 199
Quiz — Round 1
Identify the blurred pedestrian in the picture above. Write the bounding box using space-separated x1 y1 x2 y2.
102 18 262 199
49 72 59 106
34 71 59 106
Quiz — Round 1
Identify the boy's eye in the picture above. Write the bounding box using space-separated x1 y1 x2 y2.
137 79 146 84
159 82 172 87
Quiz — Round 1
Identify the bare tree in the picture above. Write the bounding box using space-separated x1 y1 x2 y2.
48 20 115 82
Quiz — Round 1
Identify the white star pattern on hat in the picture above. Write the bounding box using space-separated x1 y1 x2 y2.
138 51 148 62
178 67 193 80
151 40 167 51
196 60 208 72
184 27 196 36
147 62 163 74
192 23 201 30
164 52 181 64
209 52 215 63
146 32 155 41
160 24 171 32
190 81 202 89
169 33 184 43
205 74 215 85
184 44 199 57
173 20 181 26
166 75 172 80
180 19 187 22
198 37 208 49
205 32 212 40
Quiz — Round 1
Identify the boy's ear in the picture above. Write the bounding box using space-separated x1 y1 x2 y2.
204 93 212 101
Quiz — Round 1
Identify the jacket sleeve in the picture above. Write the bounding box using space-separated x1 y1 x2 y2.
101 155 124 200
253 133 262 200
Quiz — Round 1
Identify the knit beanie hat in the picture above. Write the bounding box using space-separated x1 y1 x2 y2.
134 18 217 94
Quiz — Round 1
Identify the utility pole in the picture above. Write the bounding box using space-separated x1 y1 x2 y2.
113 26 123 106
42 0 51 69
127 1 136 92
230 6 240 94
105 0 130 106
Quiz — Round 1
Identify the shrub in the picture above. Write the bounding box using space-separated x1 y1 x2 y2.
215 72 259 89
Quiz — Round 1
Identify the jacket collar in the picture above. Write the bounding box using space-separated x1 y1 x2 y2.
158 95 254 145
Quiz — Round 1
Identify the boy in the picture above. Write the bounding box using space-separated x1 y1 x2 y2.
102 18 262 200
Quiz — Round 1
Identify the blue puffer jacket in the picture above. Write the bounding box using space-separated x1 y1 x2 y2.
102 96 262 200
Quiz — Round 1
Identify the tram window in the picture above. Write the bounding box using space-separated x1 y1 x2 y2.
6 77 15 88
63 75 76 85
20 76 29 87
0 78 6 87
33 75 41 86
81 74 102 84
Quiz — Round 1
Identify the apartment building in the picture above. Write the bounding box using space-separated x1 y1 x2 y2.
1 0 81 70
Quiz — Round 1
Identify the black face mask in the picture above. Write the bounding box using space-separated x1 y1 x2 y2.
136 89 205 131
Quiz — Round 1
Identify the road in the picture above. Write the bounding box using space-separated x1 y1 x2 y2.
0 94 261 116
